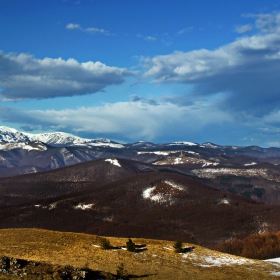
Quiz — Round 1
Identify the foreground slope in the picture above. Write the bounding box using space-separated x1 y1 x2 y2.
0 228 279 280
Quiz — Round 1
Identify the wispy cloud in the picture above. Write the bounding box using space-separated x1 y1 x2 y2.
0 51 134 101
145 36 156 41
178 27 193 34
137 34 157 42
234 24 252 33
66 23 110 35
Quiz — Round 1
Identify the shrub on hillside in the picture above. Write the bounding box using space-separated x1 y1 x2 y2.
98 237 111 250
116 263 129 280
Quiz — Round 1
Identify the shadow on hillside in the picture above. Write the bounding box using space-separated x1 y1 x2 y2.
135 244 147 253
110 273 156 279
182 246 195 253
128 274 157 279
83 270 107 279
110 244 147 253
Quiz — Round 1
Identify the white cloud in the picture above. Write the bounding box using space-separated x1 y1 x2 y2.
66 23 110 35
85 27 108 34
143 12 280 117
66 23 81 29
145 36 156 41
0 51 133 101
137 34 157 41
234 24 252 33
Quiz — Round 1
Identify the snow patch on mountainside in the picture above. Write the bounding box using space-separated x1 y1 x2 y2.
74 203 94 210
215 198 230 205
201 143 220 148
244 162 257 166
0 142 47 151
169 141 198 146
201 161 219 167
142 186 169 202
163 244 259 269
164 180 185 191
138 150 200 157
49 203 57 210
194 255 253 267
142 180 185 203
137 151 170 156
153 156 219 167
87 142 124 148
192 168 280 182
264 257 280 263
105 158 121 167
186 151 199 155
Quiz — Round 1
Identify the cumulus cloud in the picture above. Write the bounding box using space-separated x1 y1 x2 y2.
234 24 252 33
144 12 280 117
0 51 133 101
66 23 81 29
66 23 110 35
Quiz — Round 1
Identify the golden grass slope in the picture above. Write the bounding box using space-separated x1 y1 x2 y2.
0 228 279 279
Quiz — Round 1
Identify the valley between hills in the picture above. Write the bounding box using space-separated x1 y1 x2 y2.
1 127 280 278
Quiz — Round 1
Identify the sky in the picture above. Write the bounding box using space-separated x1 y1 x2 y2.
1 0 280 147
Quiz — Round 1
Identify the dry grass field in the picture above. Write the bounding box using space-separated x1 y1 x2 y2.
0 228 279 279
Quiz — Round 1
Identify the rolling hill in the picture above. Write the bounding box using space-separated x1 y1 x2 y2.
1 170 280 248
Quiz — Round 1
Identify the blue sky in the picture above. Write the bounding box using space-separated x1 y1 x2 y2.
1 0 280 146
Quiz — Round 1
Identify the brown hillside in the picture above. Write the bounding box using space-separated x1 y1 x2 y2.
0 158 157 205
1 172 280 248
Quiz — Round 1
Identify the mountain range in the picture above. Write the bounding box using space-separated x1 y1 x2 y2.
1 126 280 252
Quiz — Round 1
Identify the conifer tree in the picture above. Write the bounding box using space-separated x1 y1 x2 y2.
126 238 136 252
173 240 184 253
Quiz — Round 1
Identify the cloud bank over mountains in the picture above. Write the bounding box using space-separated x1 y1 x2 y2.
0 98 233 143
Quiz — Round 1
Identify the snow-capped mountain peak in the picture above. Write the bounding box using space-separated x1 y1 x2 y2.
169 141 198 146
0 126 124 148
0 126 30 143
26 131 93 146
